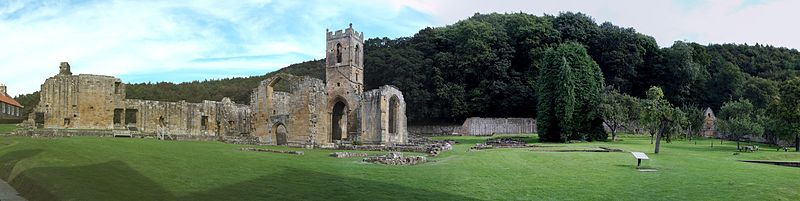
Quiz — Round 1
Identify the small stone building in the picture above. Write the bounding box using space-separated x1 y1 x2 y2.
0 84 24 122
24 24 407 146
701 107 716 137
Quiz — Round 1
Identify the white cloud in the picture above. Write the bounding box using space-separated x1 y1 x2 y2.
0 0 433 96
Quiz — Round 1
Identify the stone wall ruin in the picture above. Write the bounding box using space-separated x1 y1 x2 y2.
24 25 409 146
408 117 536 136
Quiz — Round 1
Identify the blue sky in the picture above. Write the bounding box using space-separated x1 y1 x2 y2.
1 0 797 96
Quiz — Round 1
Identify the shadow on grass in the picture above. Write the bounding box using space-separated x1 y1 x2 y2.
1 151 479 201
182 167 481 201
0 149 42 180
10 160 177 201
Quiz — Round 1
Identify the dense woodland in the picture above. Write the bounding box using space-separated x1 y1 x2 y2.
13 12 800 145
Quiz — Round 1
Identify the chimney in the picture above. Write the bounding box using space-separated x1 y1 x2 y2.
0 84 6 96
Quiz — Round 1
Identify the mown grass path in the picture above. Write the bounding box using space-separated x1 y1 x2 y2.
0 130 797 200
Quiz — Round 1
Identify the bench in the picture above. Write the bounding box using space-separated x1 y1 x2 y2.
631 152 649 167
739 145 759 152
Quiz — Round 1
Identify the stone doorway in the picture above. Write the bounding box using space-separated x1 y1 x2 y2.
331 100 348 141
272 123 288 145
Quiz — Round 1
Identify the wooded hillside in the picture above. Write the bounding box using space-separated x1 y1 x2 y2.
15 12 800 125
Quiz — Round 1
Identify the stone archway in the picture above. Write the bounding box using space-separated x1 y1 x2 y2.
272 123 288 145
331 99 348 141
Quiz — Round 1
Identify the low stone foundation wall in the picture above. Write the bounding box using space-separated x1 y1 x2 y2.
16 129 115 137
363 152 427 165
240 147 304 155
334 145 429 153
221 136 262 145
14 128 264 145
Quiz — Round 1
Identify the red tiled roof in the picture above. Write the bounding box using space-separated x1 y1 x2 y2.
0 93 22 108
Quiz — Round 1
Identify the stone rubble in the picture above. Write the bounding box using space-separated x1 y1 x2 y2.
330 152 369 158
485 138 527 147
363 152 427 165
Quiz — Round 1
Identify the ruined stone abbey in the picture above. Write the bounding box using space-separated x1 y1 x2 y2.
25 25 408 146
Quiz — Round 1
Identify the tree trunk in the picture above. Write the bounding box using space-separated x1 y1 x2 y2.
655 120 667 154
737 140 740 150
611 128 617 142
795 134 799 152
687 126 692 141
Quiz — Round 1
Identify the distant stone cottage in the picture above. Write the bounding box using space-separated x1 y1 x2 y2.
0 84 23 122
701 107 716 137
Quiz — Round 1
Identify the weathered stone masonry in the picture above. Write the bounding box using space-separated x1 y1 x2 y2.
30 62 250 137
25 25 408 146
249 24 408 146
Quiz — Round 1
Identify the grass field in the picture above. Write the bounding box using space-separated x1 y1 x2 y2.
0 124 16 134
0 124 798 201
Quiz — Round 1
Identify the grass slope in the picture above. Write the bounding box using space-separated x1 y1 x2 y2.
0 124 17 134
0 127 797 200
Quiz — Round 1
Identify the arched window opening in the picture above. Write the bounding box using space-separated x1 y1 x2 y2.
354 45 359 64
273 123 288 145
335 43 343 64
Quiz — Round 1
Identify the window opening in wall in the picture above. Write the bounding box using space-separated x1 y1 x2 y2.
64 118 71 126
124 109 138 125
113 109 123 124
158 116 166 127
354 45 359 64
114 82 122 94
335 43 342 63
201 116 209 130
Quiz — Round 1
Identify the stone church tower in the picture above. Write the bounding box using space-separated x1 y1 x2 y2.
325 23 365 141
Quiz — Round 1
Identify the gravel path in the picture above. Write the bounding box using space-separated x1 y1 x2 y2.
0 179 25 201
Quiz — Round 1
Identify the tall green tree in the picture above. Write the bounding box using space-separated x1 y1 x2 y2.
600 89 640 141
717 99 764 149
771 78 800 151
742 76 779 109
681 106 705 140
538 47 575 142
537 42 605 142
641 86 682 154
656 41 703 106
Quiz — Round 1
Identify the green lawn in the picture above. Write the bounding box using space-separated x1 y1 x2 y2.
0 123 17 134
0 125 797 200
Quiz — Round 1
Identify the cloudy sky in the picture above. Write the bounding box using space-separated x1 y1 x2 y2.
1 0 796 96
